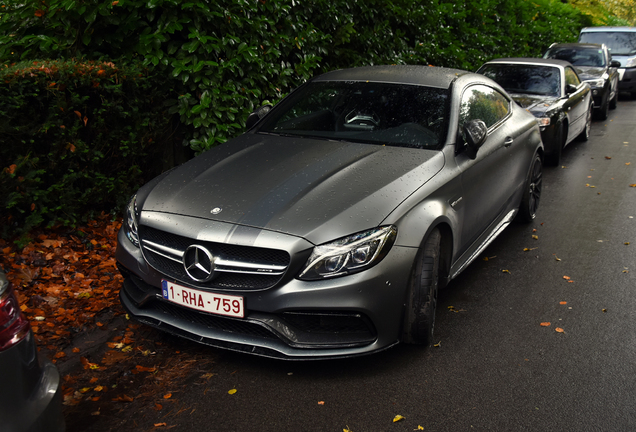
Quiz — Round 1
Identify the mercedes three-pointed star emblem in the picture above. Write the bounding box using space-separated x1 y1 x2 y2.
183 245 216 282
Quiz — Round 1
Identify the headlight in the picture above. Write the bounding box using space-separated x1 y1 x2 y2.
624 57 636 68
536 117 551 127
124 195 139 247
298 226 397 280
583 78 605 88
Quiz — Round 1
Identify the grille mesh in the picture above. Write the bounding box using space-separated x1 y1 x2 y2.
139 225 290 291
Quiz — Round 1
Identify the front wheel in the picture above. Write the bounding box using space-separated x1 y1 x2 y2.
402 228 441 346
517 154 542 223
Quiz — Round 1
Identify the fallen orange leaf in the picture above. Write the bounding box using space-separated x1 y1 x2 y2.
112 394 133 402
163 393 172 399
540 322 551 327
555 327 565 333
559 301 567 305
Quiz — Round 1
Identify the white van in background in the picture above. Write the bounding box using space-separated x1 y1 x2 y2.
579 27 636 97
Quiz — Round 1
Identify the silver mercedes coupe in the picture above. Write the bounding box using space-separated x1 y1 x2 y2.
116 65 543 359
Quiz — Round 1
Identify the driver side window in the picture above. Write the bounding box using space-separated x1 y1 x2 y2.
564 67 581 86
459 85 510 131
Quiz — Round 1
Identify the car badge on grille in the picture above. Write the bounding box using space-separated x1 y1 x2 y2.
211 207 222 214
183 245 216 282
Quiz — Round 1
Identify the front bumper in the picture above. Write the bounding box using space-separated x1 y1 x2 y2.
539 122 561 157
589 87 607 109
618 67 636 93
117 227 417 360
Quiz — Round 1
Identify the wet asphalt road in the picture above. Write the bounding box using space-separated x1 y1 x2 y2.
138 96 636 432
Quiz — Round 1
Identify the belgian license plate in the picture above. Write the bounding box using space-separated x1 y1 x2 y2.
161 280 244 318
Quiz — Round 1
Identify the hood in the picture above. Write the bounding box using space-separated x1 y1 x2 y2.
140 133 444 244
575 66 605 81
509 93 559 113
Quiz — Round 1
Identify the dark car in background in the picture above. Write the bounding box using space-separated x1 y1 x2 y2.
477 58 593 166
116 65 543 360
0 270 65 432
579 26 636 97
543 42 620 119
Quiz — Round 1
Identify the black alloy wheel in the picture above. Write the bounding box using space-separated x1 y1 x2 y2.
402 228 441 346
518 154 542 222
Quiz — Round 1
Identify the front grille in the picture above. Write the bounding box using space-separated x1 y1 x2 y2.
139 225 290 291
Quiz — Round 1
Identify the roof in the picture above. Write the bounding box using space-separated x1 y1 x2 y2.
483 58 572 68
313 65 470 89
580 26 636 33
548 43 605 50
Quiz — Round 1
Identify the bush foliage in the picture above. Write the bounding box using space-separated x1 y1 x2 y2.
0 60 178 236
1 0 590 149
0 0 591 234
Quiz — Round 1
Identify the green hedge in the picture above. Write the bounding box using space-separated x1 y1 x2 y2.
0 59 180 236
0 0 591 235
1 0 591 152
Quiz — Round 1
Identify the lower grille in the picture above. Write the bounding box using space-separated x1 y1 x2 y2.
154 301 277 339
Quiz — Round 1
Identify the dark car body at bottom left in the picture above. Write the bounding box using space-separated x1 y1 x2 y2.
0 270 65 432
116 65 543 360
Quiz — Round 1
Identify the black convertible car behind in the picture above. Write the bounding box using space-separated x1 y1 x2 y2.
478 58 593 166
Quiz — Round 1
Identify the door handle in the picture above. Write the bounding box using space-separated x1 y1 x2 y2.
504 137 514 147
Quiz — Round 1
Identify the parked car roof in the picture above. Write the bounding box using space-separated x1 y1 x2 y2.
483 58 573 68
580 26 636 32
548 42 605 50
313 65 471 89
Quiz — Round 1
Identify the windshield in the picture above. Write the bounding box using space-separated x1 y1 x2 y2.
478 64 561 97
544 47 605 67
579 31 636 56
257 81 450 150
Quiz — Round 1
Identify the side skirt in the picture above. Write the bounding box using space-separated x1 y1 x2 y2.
447 209 517 281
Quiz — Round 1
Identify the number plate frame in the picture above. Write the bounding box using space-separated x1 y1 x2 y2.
161 280 244 318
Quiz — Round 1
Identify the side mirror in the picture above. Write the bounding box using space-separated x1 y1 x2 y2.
565 84 578 95
610 60 621 68
246 104 273 129
462 119 488 159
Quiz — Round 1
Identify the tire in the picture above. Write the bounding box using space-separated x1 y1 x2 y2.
597 95 609 120
578 104 592 142
517 154 542 223
544 124 563 167
402 228 441 346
